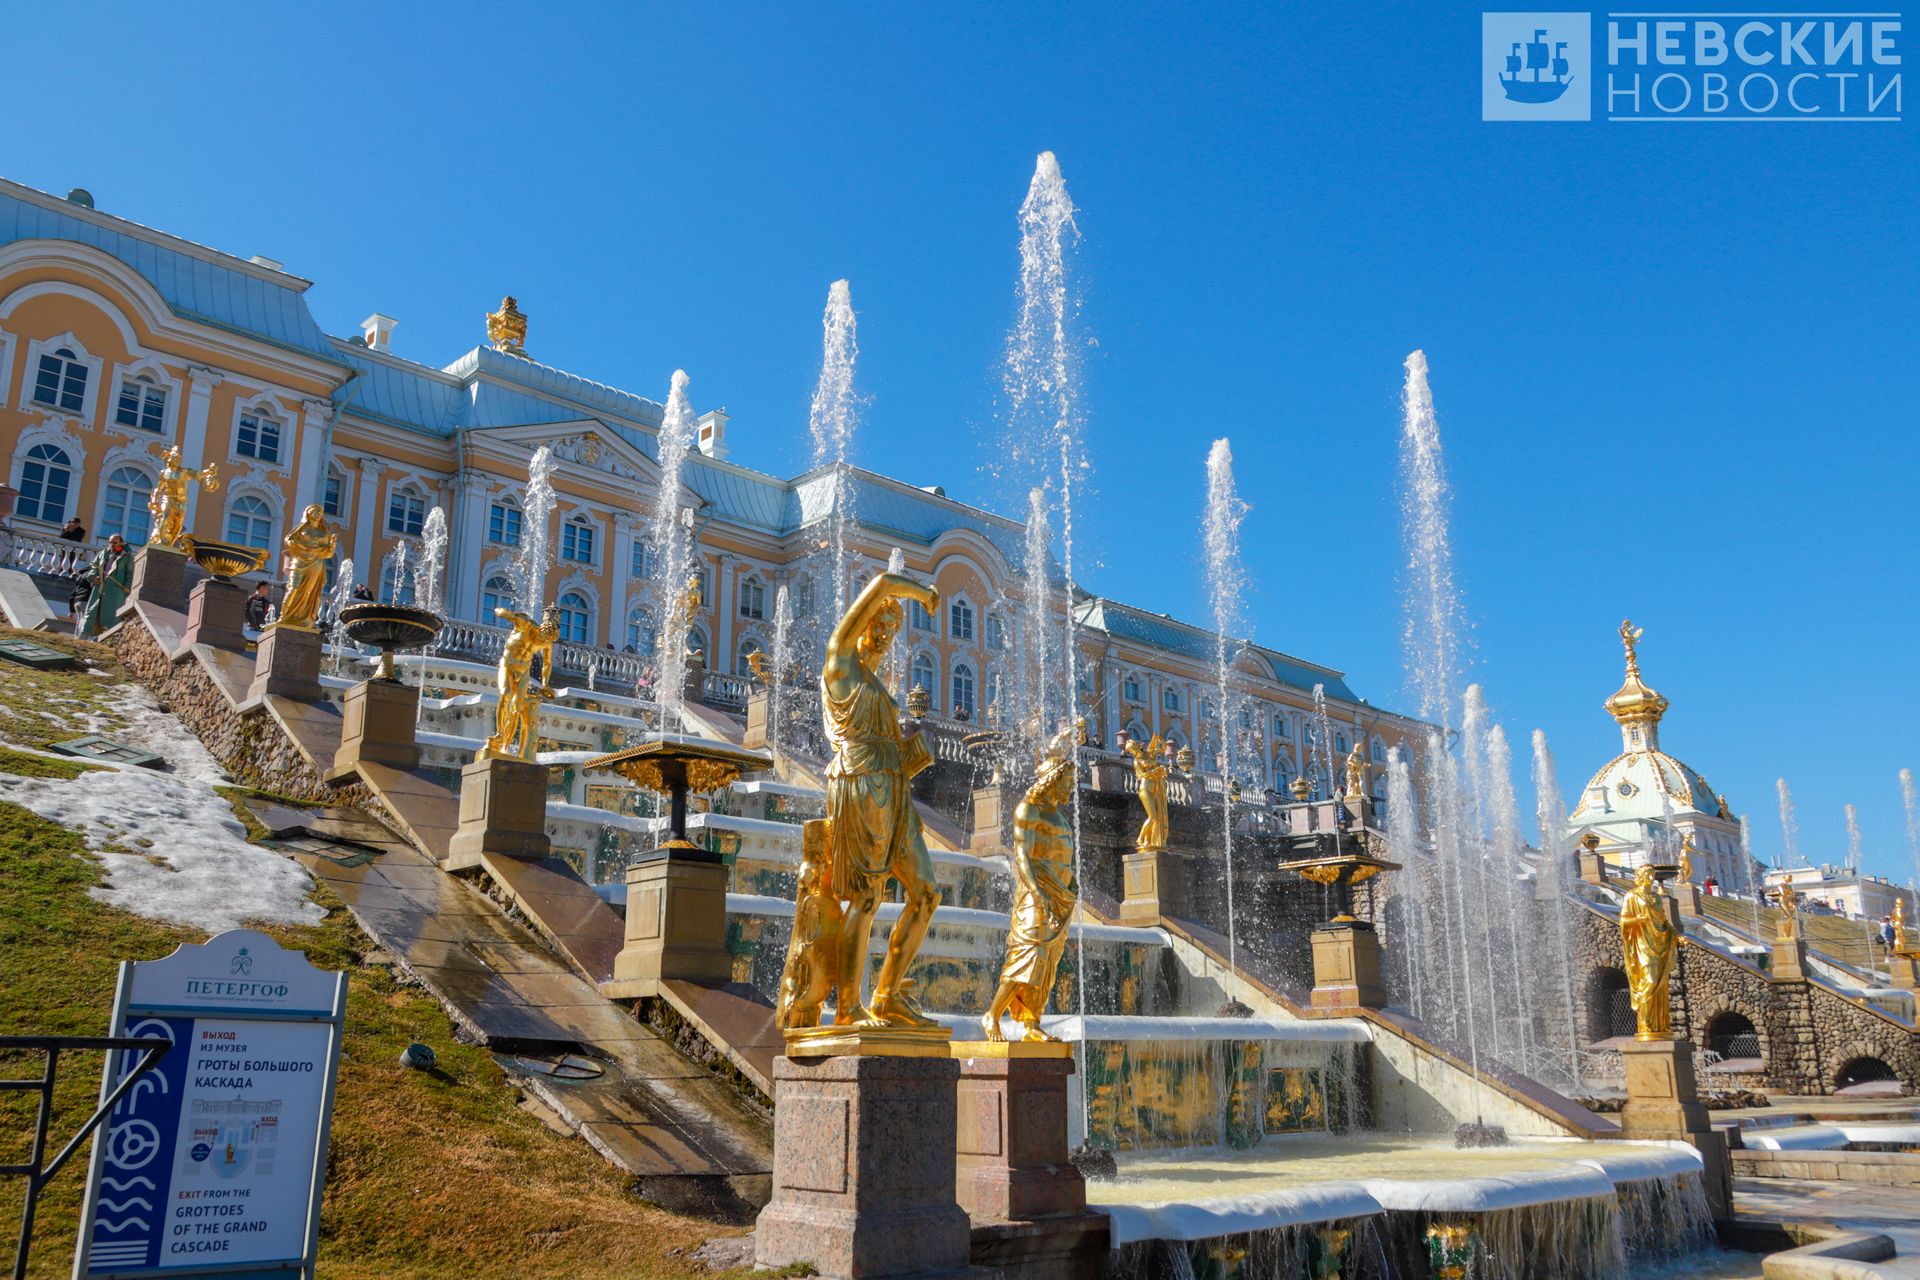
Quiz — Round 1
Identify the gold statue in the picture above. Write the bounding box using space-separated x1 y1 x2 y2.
776 821 847 1031
480 605 559 761
148 446 218 549
795 570 943 1030
983 719 1085 1043
1679 834 1695 883
673 571 705 662
1344 740 1368 804
486 295 529 358
275 505 337 629
1776 880 1800 940
1895 899 1911 954
745 648 772 685
1121 733 1170 853
1619 864 1677 1040
1620 618 1645 678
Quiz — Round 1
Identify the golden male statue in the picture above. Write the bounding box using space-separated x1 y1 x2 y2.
983 719 1084 1043
1344 740 1369 803
481 605 559 761
1121 732 1169 852
1775 880 1800 940
276 505 337 629
1619 864 1677 1040
816 570 943 1028
148 446 218 549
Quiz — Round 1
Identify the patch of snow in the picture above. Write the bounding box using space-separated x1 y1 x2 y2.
86 683 228 786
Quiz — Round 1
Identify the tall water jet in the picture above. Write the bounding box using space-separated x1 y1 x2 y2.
1202 438 1251 1007
1484 723 1531 1072
1532 729 1584 1090
769 583 793 765
1777 778 1800 870
380 541 410 607
646 371 699 733
1903 768 1920 907
1741 815 1763 938
884 546 907 697
809 280 860 635
1845 802 1863 875
513 445 555 617
1019 487 1055 751
324 557 355 676
1461 687 1503 1063
1386 744 1423 1015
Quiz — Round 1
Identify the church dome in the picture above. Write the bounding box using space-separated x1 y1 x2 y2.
1570 748 1725 822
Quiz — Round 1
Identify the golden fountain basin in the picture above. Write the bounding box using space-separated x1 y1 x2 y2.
179 536 270 580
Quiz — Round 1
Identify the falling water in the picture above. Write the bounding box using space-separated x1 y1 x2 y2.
416 506 448 616
1019 487 1055 752
1741 815 1763 939
1845 803 1864 875
1386 745 1423 1016
324 557 355 676
647 372 699 733
513 446 555 616
769 584 793 765
1485 724 1533 1073
381 541 410 607
1777 778 1800 870
884 547 907 698
1202 438 1250 1006
1532 729 1584 1090
809 280 860 631
1902 768 1920 907
1461 687 1504 1063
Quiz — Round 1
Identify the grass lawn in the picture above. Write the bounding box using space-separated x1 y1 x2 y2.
0 654 747 1280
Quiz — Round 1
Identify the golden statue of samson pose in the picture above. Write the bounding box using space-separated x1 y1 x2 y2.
481 605 559 762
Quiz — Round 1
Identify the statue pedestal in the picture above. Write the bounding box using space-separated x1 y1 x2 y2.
127 544 186 611
1673 882 1704 918
1618 1038 1731 1220
1771 936 1809 982
1088 759 1131 794
183 578 247 651
682 656 707 707
248 623 322 702
1309 921 1386 1010
1577 845 1608 885
755 1053 974 1279
1118 849 1164 925
444 756 552 870
951 1043 1084 1222
970 784 1013 854
1888 952 1920 991
328 678 420 782
743 687 771 748
601 845 731 997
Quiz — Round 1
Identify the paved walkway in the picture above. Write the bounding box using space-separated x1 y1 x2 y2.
1737 1177 1920 1276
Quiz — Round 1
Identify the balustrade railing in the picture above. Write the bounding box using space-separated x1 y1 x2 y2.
1 527 94 579
699 669 753 709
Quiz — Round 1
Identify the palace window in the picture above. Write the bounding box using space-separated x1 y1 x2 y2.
1163 687 1183 713
556 591 591 645
950 598 974 642
693 567 712 608
322 473 344 518
386 486 425 536
792 575 815 615
626 605 657 656
236 409 283 463
1122 676 1143 704
488 501 522 546
101 467 154 544
985 613 1007 650
1274 714 1289 738
113 374 168 433
688 627 709 662
909 599 934 631
32 347 88 413
560 517 595 564
631 540 655 579
481 575 514 620
910 653 936 699
1335 733 1348 754
1201 697 1216 723
740 578 767 620
225 494 273 550
951 662 976 718
16 444 73 523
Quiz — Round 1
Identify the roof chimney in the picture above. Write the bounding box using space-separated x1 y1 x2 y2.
696 408 729 461
360 313 398 353
65 188 95 209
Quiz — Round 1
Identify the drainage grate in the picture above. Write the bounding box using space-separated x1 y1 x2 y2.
49 734 164 768
0 638 77 669
511 1052 605 1081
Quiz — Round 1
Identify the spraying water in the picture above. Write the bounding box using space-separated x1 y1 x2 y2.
416 506 448 616
1845 803 1864 875
884 547 908 699
1485 723 1531 1072
513 446 555 616
646 372 699 733
1741 815 1763 939
769 583 793 766
809 280 860 631
1902 768 1920 908
324 557 355 676
1386 744 1424 1016
1019 487 1055 751
1203 438 1251 1006
1777 778 1800 870
1531 729 1584 1090
380 541 410 607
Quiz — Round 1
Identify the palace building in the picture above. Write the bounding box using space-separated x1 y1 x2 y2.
0 177 1418 790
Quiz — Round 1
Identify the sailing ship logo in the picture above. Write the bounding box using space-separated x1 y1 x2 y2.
1482 13 1591 121
1501 28 1573 102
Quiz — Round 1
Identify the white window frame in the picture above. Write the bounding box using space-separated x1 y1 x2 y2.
481 575 515 621
230 391 291 470
626 603 657 656
556 590 593 645
386 484 427 537
23 332 103 424
98 461 157 545
559 514 597 566
13 440 78 525
322 467 348 520
107 358 181 438
224 491 277 552
910 650 938 706
739 576 767 620
0 332 13 411
949 596 975 643
951 661 976 717
488 497 523 546
909 599 934 632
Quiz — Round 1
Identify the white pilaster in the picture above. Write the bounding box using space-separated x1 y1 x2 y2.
609 512 636 649
293 398 333 517
180 366 224 534
351 459 386 586
449 472 488 621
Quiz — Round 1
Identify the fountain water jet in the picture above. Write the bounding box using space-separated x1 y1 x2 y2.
1531 729 1584 1091
1903 767 1920 908
512 445 555 617
416 506 448 616
808 280 860 640
324 557 355 676
1844 802 1863 875
1776 778 1800 871
1203 438 1251 1010
769 583 793 765
646 372 699 733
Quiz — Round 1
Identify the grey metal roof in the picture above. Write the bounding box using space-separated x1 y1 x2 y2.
442 346 664 429
1077 597 1360 702
331 342 463 435
0 180 343 366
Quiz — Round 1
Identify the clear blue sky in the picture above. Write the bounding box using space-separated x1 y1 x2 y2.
11 4 1916 881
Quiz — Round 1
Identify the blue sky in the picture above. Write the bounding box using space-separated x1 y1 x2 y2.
11 4 1916 881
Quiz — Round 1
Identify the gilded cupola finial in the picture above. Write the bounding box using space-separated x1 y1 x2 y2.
487 295 529 359
1605 617 1669 750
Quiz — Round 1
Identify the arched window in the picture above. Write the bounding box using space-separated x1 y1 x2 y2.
556 591 591 645
738 636 764 677
950 598 974 642
481 575 514 620
1371 736 1387 763
626 605 657 656
1122 675 1144 704
629 539 653 578
16 444 74 523
386 484 426 536
951 662 976 718
113 373 168 433
101 466 154 544
236 407 283 463
1125 717 1149 743
32 347 88 413
225 494 273 550
910 652 936 699
560 515 595 564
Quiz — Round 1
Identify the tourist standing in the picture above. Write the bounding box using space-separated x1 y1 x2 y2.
78 535 131 637
245 580 273 631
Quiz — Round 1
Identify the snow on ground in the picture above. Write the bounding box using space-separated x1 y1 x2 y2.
0 682 321 932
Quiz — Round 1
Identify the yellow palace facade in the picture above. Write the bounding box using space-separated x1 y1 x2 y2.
0 177 1417 792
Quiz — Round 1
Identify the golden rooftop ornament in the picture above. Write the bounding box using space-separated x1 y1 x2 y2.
486 295 529 358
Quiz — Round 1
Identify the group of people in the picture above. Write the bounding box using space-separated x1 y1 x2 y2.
55 518 132 638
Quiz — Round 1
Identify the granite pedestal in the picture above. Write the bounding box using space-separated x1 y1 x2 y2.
183 578 248 651
1117 849 1164 925
1772 936 1810 983
126 544 186 611
1309 921 1386 1010
1889 953 1920 991
755 1053 974 1279
1618 1038 1732 1220
444 756 552 869
601 845 732 997
743 687 771 748
952 1043 1084 1222
1673 881 1704 918
328 678 420 782
248 622 323 702
969 785 1013 854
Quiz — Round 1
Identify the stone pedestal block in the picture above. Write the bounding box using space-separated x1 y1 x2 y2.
127 544 187 611
183 578 247 651
1118 849 1163 925
328 678 420 782
1577 846 1608 885
683 656 707 706
1088 759 1131 794
1673 882 1704 918
1309 921 1386 1010
1771 936 1810 982
1618 1038 1731 1220
602 846 732 997
744 687 771 748
445 756 552 868
952 1045 1084 1222
970 784 1013 853
1889 953 1920 991
248 623 323 702
755 1054 973 1280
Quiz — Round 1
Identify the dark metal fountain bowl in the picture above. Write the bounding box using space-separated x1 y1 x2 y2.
179 536 269 581
339 602 442 681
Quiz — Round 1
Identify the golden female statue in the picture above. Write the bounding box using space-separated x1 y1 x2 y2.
1344 741 1369 803
1619 864 1677 1040
481 605 558 761
815 570 942 1028
1122 732 1170 853
1776 880 1800 940
1679 834 1695 883
983 719 1085 1042
276 505 336 629
148 446 218 549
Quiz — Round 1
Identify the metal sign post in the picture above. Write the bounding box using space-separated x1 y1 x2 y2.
71 930 347 1280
